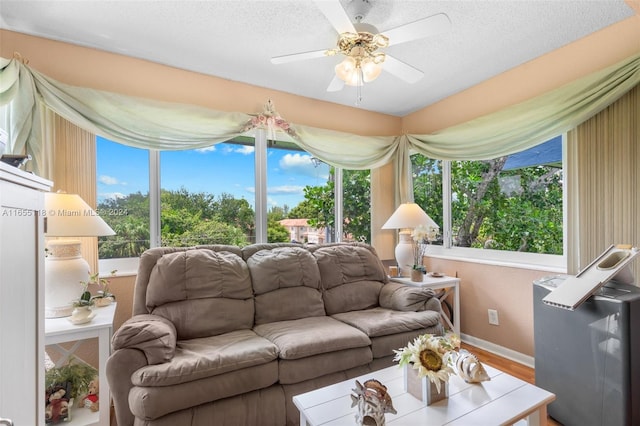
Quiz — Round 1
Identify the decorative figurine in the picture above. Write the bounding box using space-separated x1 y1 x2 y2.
455 349 491 383
351 379 397 426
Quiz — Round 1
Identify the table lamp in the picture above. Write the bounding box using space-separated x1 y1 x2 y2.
44 192 115 318
382 203 438 277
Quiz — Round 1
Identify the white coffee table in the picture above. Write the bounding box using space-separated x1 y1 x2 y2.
293 363 554 426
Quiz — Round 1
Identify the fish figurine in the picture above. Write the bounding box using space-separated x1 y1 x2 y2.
455 349 491 383
351 379 397 426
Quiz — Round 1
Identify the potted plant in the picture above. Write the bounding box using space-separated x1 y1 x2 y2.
68 275 97 324
81 270 117 307
410 224 439 281
45 358 98 423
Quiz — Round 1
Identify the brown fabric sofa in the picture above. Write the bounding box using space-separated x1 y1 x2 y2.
107 242 443 426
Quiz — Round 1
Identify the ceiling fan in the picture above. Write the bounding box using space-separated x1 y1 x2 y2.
270 0 451 94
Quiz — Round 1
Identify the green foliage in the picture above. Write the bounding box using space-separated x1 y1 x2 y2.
288 199 316 219
45 359 97 399
267 218 290 243
98 188 256 257
412 153 563 254
291 169 371 243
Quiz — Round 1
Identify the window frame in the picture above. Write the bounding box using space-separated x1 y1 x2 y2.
98 132 352 274
416 135 568 274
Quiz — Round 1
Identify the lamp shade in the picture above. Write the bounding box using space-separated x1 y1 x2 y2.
45 192 115 237
382 203 438 230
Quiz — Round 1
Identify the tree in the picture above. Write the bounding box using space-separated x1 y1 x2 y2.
411 153 563 254
214 193 255 240
267 218 290 242
98 189 257 257
292 168 371 243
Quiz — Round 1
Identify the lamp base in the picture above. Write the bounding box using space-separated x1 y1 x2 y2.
395 230 414 277
45 240 89 318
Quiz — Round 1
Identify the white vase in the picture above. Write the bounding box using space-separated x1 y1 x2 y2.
70 306 94 324
403 364 448 405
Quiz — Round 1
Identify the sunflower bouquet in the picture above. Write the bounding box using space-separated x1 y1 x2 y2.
393 333 460 393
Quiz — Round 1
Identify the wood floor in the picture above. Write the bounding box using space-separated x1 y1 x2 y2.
461 342 562 426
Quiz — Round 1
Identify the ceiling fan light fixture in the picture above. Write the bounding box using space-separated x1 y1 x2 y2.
361 58 382 82
335 56 358 82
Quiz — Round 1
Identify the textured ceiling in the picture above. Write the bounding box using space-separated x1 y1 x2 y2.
0 0 634 116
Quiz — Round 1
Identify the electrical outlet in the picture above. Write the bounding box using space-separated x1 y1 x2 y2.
488 309 499 325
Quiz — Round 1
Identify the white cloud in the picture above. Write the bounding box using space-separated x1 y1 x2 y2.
99 175 125 185
196 146 216 153
245 185 304 195
223 145 254 155
235 145 255 155
99 192 126 200
268 185 304 195
279 153 329 179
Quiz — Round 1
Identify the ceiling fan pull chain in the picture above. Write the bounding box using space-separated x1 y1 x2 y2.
356 67 364 106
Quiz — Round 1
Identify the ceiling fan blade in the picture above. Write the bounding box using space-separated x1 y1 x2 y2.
271 49 327 64
385 13 451 46
384 55 424 84
326 75 344 92
312 0 356 34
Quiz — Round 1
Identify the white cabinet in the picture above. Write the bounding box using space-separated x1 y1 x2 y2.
0 163 52 425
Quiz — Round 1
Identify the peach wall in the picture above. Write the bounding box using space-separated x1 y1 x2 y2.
0 30 402 137
424 257 551 357
403 15 640 134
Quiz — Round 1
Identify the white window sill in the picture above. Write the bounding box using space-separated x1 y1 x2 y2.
98 257 139 277
425 245 566 274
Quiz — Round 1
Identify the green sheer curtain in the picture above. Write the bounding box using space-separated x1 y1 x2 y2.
1 52 639 203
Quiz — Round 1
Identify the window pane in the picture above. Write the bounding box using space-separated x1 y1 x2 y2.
96 137 150 259
342 169 371 244
412 155 443 245
450 145 563 254
266 143 330 243
160 140 256 246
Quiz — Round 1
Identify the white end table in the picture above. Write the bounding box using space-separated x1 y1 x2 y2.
390 275 460 335
45 303 116 426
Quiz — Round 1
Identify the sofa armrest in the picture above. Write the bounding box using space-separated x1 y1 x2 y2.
111 314 177 364
379 282 440 312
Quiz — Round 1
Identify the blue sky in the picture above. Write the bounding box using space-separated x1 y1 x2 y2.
96 137 330 209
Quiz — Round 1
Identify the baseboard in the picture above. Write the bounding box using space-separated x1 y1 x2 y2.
461 333 535 369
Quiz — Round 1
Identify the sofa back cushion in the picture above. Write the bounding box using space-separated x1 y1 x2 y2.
244 245 325 325
145 248 254 339
310 243 388 315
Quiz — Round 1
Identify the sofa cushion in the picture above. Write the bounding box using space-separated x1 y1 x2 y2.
379 282 439 311
278 346 373 384
245 246 325 324
253 316 371 360
311 244 388 315
131 329 278 387
331 307 441 337
129 362 279 421
111 314 177 364
146 248 254 339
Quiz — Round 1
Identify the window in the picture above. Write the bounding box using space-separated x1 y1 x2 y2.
96 134 370 266
160 140 256 246
412 136 564 259
96 137 150 259
266 141 330 243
